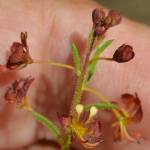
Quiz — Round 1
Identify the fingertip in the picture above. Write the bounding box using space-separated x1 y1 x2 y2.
0 65 8 73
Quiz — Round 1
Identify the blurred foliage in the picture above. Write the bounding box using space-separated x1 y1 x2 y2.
97 0 150 25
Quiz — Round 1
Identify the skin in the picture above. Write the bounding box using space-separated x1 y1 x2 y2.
0 0 150 149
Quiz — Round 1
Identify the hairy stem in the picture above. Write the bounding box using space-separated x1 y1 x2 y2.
70 35 96 115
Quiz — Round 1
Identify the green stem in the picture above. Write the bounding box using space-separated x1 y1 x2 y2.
70 35 96 115
60 129 71 150
33 60 75 70
83 87 108 102
89 57 114 64
70 74 84 114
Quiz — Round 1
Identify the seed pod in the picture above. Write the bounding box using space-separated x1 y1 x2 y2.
104 10 122 29
92 8 105 25
113 44 135 63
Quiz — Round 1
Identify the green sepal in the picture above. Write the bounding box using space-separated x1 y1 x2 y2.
87 40 113 81
31 111 60 139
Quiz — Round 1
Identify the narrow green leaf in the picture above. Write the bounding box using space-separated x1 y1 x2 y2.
71 43 81 74
87 40 113 81
31 111 60 139
85 102 118 111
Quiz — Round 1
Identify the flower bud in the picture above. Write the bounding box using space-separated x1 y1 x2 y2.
113 44 135 63
104 10 122 29
92 8 105 25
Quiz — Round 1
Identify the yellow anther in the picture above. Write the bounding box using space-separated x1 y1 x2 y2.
86 106 98 123
75 104 84 118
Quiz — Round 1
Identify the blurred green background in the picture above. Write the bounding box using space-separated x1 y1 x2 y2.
97 0 150 26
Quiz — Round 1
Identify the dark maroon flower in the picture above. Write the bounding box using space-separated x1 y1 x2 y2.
121 93 143 123
6 32 33 70
92 8 122 38
5 76 34 104
113 93 143 142
113 44 135 63
104 10 122 29
81 120 103 149
70 104 103 149
58 104 102 149
92 8 105 26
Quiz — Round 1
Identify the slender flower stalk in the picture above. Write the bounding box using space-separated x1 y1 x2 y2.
83 87 108 102
89 57 114 64
33 60 75 71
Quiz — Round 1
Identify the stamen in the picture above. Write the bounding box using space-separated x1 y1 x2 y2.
75 104 84 119
86 106 98 124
